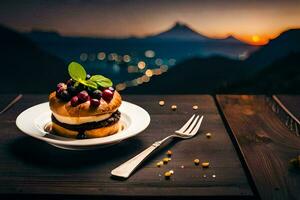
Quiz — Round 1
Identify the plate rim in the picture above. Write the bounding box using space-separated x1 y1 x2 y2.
16 101 150 147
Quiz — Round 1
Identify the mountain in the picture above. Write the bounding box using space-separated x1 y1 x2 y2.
124 56 245 94
224 52 300 94
246 29 300 70
146 22 245 45
146 22 210 41
0 25 67 93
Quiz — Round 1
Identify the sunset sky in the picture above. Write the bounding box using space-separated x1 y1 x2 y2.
0 0 300 45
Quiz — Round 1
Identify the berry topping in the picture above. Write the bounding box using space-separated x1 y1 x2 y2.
60 90 71 101
92 90 102 99
66 79 74 86
108 86 115 92
57 83 67 90
56 87 65 94
70 96 79 107
77 90 89 103
90 98 100 107
67 85 77 96
102 89 114 102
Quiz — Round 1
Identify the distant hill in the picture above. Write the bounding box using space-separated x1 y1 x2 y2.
23 22 255 61
0 25 67 93
145 22 210 41
246 29 300 70
223 52 300 94
145 22 245 45
123 28 300 94
124 56 245 94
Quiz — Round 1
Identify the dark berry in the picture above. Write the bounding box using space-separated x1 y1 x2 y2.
75 83 85 92
67 85 77 96
90 98 100 107
77 90 89 103
92 90 102 99
66 79 74 86
86 74 91 79
86 87 94 95
60 90 71 101
102 89 114 102
56 87 65 94
71 96 79 107
57 83 66 90
108 86 115 92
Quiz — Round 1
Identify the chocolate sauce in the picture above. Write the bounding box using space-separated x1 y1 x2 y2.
51 110 121 131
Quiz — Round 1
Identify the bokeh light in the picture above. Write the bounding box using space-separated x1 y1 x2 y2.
138 61 146 69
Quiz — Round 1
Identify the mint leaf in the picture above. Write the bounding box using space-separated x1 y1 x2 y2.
83 80 98 89
90 75 113 88
68 62 86 81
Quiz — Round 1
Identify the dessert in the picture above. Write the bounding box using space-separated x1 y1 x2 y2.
49 62 122 139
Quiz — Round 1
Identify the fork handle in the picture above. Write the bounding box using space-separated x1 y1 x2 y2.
111 141 162 178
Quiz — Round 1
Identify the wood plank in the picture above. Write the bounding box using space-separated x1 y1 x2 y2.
0 95 253 199
216 95 300 200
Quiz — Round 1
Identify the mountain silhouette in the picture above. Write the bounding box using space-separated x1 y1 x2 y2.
146 22 245 44
146 22 209 41
124 28 300 94
246 29 300 70
0 25 67 93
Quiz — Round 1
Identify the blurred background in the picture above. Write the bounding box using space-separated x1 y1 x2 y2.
0 0 300 94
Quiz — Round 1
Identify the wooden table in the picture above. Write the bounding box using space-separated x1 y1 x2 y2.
0 95 253 199
217 95 300 200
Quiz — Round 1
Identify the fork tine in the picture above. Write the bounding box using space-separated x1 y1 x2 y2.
184 115 200 134
176 114 196 133
189 115 204 135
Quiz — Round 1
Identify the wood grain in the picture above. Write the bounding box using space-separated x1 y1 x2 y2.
217 95 300 200
0 95 253 199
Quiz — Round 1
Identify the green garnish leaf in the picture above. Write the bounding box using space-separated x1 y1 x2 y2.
68 62 87 82
82 79 98 89
90 75 113 88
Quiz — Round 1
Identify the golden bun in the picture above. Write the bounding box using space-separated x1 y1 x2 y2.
52 121 121 138
49 90 122 117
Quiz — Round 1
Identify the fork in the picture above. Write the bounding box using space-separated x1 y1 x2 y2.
111 114 204 178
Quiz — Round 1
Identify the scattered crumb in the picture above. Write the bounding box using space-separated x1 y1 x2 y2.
194 159 200 165
202 162 210 168
193 105 198 110
206 132 212 138
167 150 172 157
163 158 169 164
159 100 165 106
171 105 177 111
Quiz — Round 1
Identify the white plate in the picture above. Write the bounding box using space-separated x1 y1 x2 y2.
16 101 150 150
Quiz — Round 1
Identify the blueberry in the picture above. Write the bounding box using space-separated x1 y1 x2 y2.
60 90 71 101
67 85 77 96
75 83 85 93
92 90 102 99
66 79 74 86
